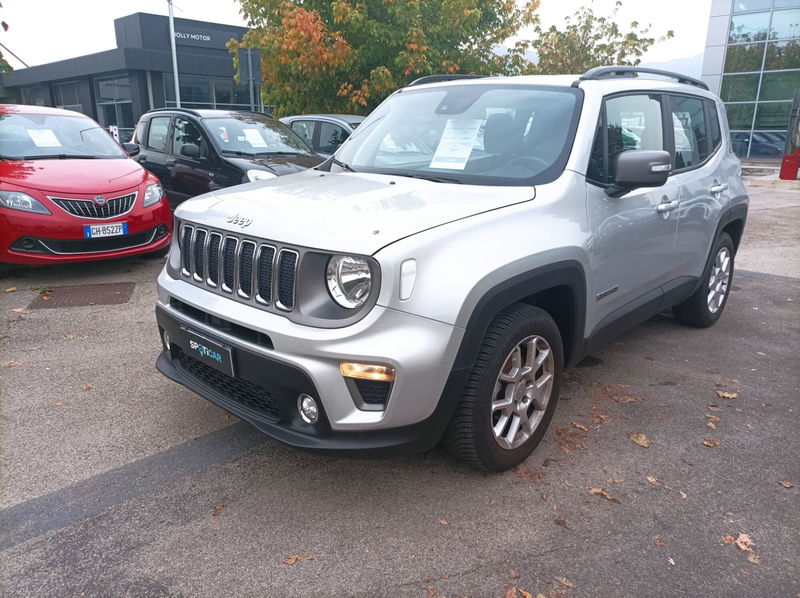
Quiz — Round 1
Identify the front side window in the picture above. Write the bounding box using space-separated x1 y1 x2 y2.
671 96 710 170
588 94 665 185
146 116 171 153
0 113 126 160
318 122 349 154
172 118 208 158
290 120 316 147
335 84 582 185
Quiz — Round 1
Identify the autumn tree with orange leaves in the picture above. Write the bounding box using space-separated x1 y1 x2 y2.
229 0 539 116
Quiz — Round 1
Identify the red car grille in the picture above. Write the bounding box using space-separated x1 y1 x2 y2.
49 192 137 219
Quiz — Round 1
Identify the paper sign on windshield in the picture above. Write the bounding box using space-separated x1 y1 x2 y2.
243 128 268 148
429 119 482 170
27 129 62 148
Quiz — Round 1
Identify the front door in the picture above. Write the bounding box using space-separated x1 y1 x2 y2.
168 117 215 206
586 93 680 328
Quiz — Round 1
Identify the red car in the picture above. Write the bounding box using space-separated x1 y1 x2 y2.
0 104 172 272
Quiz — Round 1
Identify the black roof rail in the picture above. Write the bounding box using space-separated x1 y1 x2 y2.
572 66 709 91
408 74 488 87
145 107 203 117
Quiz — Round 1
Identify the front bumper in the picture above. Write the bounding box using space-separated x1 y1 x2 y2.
155 273 468 455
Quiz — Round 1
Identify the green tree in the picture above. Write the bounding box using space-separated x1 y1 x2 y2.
230 0 539 116
530 1 674 75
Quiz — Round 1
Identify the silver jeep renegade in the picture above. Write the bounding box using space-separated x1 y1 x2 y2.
155 67 748 471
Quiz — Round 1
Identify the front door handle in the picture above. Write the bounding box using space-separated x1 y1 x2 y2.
657 199 680 214
166 159 177 167
710 183 728 195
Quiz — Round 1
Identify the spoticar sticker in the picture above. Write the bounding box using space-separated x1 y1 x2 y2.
429 119 482 170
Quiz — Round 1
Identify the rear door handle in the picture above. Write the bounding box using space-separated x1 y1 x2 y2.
657 200 680 213
710 183 728 194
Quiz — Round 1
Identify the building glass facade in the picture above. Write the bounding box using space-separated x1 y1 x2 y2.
703 0 800 158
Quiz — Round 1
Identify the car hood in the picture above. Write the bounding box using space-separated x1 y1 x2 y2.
175 170 535 255
0 158 147 194
224 154 324 176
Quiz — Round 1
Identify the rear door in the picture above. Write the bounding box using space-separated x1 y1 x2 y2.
137 115 174 195
586 92 680 324
667 95 729 281
316 120 350 156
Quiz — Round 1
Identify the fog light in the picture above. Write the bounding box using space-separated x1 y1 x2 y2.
340 362 396 382
156 224 169 238
21 237 37 250
298 393 319 424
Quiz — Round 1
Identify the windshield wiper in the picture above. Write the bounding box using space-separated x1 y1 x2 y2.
21 154 97 160
331 157 357 172
394 172 462 184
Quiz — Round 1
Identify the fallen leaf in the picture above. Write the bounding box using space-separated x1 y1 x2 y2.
517 590 533 598
555 576 574 588
646 476 661 487
282 555 302 565
779 481 793 488
509 569 518 579
4 287 17 293
570 421 588 431
591 410 611 424
707 422 717 429
722 535 735 544
668 558 676 566
706 415 721 422
437 519 448 526
504 587 517 598
211 504 227 517
27 286 38 291
708 405 722 411
440 573 449 579
703 438 720 448
716 391 738 399
654 539 667 546
554 427 586 453
631 432 653 448
53 401 63 407
734 533 754 552
0 332 7 339
588 487 620 504
1 361 22 368
82 384 93 391
679 491 688 499
747 553 760 564
555 519 574 531
11 308 28 313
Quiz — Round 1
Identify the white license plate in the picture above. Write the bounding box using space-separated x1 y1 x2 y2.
83 222 128 239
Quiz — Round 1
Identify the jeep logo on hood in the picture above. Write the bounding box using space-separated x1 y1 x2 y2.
226 214 253 228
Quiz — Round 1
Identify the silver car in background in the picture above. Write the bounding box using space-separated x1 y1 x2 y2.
280 114 365 158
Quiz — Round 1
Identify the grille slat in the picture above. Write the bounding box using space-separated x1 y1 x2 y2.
277 250 298 311
50 193 137 220
256 246 275 304
179 226 298 314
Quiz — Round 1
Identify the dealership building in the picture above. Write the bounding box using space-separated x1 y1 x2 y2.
702 0 800 158
0 13 258 140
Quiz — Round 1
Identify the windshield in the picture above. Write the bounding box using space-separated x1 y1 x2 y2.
0 112 126 160
336 84 581 185
204 115 314 156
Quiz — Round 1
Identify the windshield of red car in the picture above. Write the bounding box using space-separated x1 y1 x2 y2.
0 113 127 160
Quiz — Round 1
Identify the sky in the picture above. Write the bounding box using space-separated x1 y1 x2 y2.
0 0 713 70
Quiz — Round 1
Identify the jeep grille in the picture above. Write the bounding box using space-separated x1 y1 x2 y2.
179 224 298 313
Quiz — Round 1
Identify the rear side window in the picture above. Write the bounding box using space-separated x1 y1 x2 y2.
705 100 723 152
670 95 709 170
318 121 349 154
146 116 171 153
588 94 665 185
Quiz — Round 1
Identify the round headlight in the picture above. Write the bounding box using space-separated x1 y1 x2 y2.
326 255 372 309
246 169 277 182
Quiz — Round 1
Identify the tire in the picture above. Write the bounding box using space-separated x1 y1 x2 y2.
673 232 734 328
442 303 563 471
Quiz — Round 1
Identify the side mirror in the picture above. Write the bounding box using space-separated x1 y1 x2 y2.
180 143 201 159
122 142 140 157
607 150 672 198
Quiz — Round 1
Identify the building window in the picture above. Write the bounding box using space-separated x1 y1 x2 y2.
95 76 135 138
733 0 774 13
163 74 261 110
729 11 772 43
54 81 83 113
21 85 49 106
721 73 761 101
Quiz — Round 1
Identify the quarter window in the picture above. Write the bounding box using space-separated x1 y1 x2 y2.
146 116 171 153
670 96 710 170
706 101 723 152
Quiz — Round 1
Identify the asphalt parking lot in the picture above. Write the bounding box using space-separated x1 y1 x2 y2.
1 184 798 598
